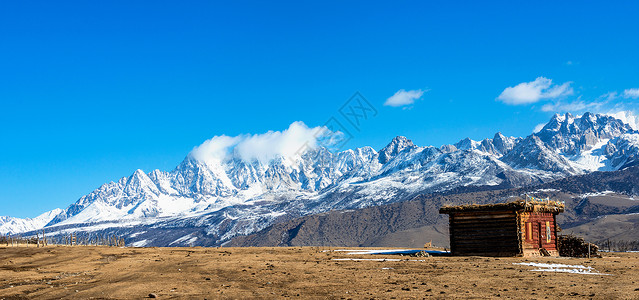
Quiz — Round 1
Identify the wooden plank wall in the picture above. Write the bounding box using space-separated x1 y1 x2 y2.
519 212 558 256
449 211 520 256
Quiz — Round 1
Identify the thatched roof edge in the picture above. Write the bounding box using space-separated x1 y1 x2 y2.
439 199 565 214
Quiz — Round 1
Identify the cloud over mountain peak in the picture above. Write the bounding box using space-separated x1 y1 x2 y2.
190 121 329 165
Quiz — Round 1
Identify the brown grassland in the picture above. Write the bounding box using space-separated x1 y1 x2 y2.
1 246 638 299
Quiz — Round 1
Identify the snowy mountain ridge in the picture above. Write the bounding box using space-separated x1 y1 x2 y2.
2 112 639 246
0 209 63 235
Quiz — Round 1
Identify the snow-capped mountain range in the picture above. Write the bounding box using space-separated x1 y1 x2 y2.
0 209 63 236
2 112 638 246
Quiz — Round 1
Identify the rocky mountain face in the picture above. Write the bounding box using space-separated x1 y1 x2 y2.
536 112 635 155
3 112 639 247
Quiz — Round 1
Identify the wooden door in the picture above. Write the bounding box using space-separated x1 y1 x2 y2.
537 222 543 248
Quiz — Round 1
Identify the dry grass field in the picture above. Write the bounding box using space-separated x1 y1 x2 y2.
1 246 638 299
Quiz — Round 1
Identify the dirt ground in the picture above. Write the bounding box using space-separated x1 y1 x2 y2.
1 246 638 299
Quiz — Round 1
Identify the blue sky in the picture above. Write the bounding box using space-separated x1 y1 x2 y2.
1 1 638 218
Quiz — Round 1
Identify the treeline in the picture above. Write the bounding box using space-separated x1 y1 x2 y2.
596 239 639 252
0 235 42 246
1 232 125 247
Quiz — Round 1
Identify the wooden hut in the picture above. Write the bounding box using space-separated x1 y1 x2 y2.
439 197 564 257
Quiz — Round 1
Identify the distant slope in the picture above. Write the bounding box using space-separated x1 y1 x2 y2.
227 166 639 247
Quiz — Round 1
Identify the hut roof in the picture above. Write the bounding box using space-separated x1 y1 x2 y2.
439 199 564 214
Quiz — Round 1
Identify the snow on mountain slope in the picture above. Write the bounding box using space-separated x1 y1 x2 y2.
502 135 579 175
603 134 639 169
0 208 63 235
535 113 639 172
7 112 639 247
568 139 612 171
451 133 521 157
536 112 635 155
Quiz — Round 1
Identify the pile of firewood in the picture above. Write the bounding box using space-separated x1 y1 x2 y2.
557 234 600 258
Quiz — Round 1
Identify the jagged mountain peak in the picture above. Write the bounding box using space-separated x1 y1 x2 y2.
454 137 477 151
378 136 416 164
132 168 146 176
541 112 634 135
450 133 519 157
383 136 414 149
126 169 153 187
440 144 458 153
177 154 211 170
544 112 575 131
551 112 575 122
536 112 636 155
492 132 519 155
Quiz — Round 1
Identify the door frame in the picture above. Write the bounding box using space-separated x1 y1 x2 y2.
537 222 543 248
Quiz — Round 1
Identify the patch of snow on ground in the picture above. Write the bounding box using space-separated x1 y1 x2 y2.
513 262 611 275
332 258 425 262
339 249 449 255
580 191 615 198
535 188 559 192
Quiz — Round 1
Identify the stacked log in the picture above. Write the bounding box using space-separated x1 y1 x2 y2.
557 235 600 258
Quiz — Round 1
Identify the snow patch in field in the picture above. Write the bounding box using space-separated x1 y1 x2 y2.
580 191 615 198
331 249 449 255
535 188 559 192
513 262 611 275
333 258 425 262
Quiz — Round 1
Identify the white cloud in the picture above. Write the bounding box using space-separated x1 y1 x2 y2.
384 89 426 107
497 77 573 105
526 87 638 125
540 99 605 113
189 121 329 165
623 88 639 99
189 135 240 164
606 111 639 130
533 123 546 133
600 91 619 101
